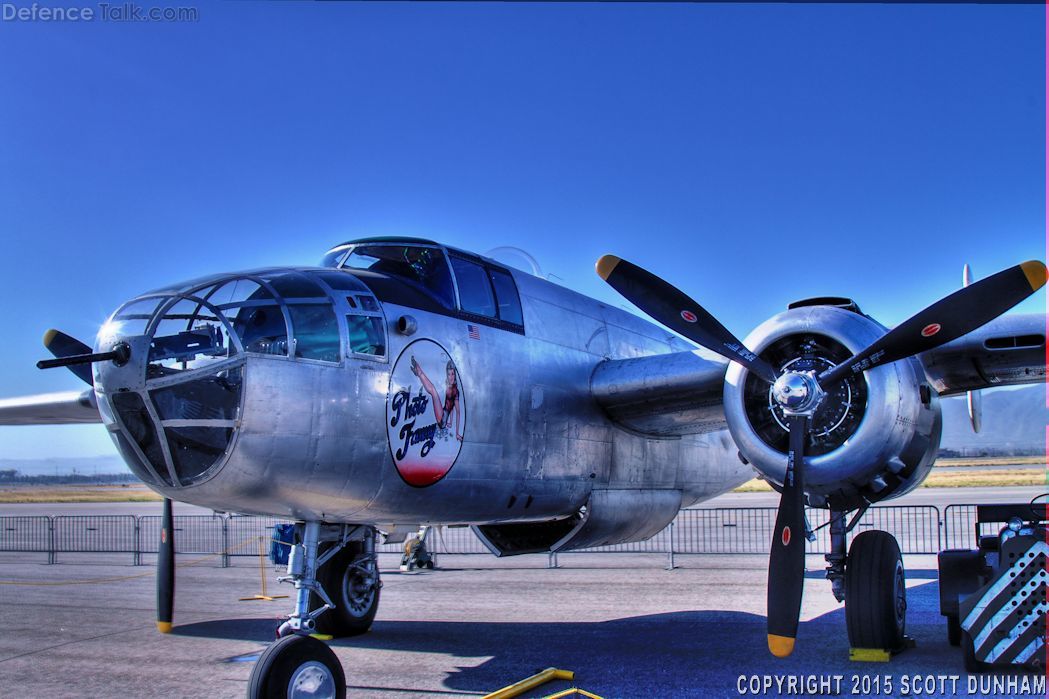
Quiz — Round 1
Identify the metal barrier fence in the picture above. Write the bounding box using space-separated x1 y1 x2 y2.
942 504 989 550
0 504 969 565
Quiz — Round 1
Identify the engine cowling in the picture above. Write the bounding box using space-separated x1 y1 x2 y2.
723 305 942 511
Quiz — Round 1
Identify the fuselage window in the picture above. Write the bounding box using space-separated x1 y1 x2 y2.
450 257 496 317
288 304 340 362
232 305 288 356
147 298 237 377
343 245 455 309
346 315 386 357
488 269 523 325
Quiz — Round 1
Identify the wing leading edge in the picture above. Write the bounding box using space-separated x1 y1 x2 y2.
920 313 1046 396
0 390 101 425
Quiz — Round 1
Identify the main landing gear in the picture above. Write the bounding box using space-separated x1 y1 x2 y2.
824 508 908 653
247 522 381 699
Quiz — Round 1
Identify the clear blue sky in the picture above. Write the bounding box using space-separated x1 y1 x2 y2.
0 3 1044 461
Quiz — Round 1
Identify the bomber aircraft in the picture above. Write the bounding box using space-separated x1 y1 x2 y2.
0 237 1045 698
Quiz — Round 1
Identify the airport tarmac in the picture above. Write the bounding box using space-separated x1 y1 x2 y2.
0 488 1044 698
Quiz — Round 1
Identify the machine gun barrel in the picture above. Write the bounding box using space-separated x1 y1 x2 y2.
37 343 130 370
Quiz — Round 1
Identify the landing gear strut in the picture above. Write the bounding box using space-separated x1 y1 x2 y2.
247 521 380 699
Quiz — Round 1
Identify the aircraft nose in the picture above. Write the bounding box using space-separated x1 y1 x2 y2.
93 267 368 489
94 291 245 489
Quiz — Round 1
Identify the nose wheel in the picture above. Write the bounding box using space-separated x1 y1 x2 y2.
247 634 346 699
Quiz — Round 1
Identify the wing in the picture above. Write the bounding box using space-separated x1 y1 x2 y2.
0 389 101 425
920 313 1046 396
591 350 729 437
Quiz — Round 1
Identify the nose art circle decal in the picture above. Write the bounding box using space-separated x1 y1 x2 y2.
680 310 698 323
387 339 466 487
921 323 941 338
781 526 791 547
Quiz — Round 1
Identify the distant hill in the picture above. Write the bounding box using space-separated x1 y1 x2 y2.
0 455 129 478
939 384 1046 455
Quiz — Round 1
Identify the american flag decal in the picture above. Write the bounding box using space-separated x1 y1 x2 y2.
467 324 480 340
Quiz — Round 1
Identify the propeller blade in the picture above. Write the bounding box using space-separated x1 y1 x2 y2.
767 414 808 658
43 329 94 385
157 498 175 633
819 260 1047 388
596 255 778 382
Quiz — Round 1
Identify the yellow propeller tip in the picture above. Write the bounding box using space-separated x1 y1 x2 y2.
1020 260 1047 291
768 634 795 658
42 328 58 348
595 255 621 280
156 621 173 633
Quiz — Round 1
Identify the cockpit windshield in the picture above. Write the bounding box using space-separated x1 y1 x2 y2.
341 244 455 309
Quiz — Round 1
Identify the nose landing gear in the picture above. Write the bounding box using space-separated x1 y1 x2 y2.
247 521 381 699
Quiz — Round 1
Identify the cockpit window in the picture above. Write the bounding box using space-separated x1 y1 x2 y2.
319 246 351 268
343 245 454 308
450 257 496 317
489 268 523 325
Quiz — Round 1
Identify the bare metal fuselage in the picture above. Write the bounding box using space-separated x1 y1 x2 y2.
155 270 749 525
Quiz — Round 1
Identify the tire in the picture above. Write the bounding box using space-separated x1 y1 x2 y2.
845 530 907 651
247 634 346 699
311 542 380 638
946 615 961 647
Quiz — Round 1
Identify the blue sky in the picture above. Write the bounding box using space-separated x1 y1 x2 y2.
0 3 1044 461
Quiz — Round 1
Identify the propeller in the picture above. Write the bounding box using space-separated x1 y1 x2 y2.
157 497 175 633
766 414 808 658
41 329 94 385
817 261 1047 388
596 255 1047 657
596 255 778 383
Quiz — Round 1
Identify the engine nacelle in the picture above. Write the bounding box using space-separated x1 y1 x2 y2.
723 306 942 511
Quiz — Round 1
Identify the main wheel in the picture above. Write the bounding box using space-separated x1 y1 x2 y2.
247 634 346 699
311 542 380 638
845 530 907 651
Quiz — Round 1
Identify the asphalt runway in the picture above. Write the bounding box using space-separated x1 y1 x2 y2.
0 488 1045 698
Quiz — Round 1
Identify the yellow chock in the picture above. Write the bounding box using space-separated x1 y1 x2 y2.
850 648 891 662
483 668 575 699
544 689 605 699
